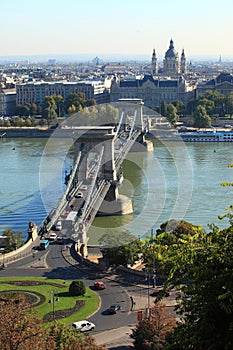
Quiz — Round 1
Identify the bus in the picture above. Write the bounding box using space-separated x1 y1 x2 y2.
40 239 49 250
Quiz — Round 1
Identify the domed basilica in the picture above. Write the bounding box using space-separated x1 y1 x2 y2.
110 39 192 110
152 39 186 76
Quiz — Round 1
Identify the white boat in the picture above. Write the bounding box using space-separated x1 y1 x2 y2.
177 129 233 142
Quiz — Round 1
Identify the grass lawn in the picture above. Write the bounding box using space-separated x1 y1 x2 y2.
0 276 99 325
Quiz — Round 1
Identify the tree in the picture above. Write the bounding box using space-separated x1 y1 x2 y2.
165 104 179 125
171 100 185 116
2 228 24 252
52 94 64 117
193 105 211 128
165 212 233 350
0 295 105 350
160 100 167 116
64 92 87 114
99 231 141 267
0 295 55 350
69 280 86 296
197 98 215 116
131 304 175 350
42 96 58 124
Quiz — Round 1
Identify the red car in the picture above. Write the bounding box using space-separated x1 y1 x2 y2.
151 288 171 297
94 281 106 290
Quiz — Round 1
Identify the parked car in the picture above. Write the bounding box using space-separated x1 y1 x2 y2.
151 288 171 297
72 320 95 332
107 304 121 314
49 232 57 241
94 281 106 290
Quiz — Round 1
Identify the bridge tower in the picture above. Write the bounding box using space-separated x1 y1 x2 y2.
73 126 133 217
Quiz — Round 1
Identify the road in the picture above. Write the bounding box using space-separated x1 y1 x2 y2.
0 241 143 348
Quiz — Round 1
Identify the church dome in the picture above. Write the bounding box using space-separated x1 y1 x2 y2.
165 39 178 58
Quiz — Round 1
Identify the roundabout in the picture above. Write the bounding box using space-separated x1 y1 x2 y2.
0 277 99 324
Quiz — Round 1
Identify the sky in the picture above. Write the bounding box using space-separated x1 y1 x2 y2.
1 0 233 61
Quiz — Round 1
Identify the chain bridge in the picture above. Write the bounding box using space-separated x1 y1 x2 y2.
39 100 153 256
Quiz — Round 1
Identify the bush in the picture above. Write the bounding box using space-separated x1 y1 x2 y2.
69 280 86 296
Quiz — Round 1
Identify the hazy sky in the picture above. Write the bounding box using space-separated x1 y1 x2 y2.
1 0 233 60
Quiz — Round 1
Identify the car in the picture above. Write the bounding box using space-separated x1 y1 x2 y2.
49 232 57 241
151 288 171 297
55 221 62 231
75 192 83 198
72 320 95 332
56 236 64 244
94 281 106 290
107 304 121 314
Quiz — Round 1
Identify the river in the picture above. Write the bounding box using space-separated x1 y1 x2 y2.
0 137 232 242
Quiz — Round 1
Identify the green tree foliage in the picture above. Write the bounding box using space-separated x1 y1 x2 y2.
131 304 175 350
165 212 233 350
165 104 179 125
69 280 86 296
142 220 205 275
225 92 233 116
197 97 215 115
100 232 141 267
65 104 118 127
52 95 64 117
2 228 25 252
160 100 167 116
42 96 58 123
46 322 104 350
64 92 95 115
193 105 211 127
171 100 185 116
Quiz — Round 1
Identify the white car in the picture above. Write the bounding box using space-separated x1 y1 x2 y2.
75 192 83 198
49 232 57 241
55 221 62 231
72 320 95 332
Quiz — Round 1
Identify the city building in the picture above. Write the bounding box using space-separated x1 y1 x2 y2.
196 72 233 97
110 74 194 109
16 80 110 107
151 39 187 76
0 89 16 116
110 39 192 110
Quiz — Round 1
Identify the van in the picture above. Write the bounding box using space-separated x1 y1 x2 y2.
55 221 62 231
40 239 49 250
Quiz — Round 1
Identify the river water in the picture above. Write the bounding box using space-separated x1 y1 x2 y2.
0 138 232 241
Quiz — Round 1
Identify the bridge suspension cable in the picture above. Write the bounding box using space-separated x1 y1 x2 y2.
46 151 82 231
73 145 104 232
115 111 124 136
128 110 137 140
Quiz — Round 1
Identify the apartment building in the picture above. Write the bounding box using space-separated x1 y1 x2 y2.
16 80 110 107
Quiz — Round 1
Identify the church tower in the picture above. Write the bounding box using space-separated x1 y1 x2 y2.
151 49 158 75
163 39 180 76
180 49 186 74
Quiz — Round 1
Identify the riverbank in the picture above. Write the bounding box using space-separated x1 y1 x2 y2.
0 127 53 138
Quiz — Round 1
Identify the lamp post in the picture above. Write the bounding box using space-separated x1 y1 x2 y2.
0 248 5 268
49 290 59 321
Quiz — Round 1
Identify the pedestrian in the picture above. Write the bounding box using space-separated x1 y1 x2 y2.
130 296 134 311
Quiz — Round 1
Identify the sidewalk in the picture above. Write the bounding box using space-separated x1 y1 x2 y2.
94 326 134 349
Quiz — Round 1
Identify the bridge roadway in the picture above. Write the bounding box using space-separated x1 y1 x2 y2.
40 126 142 247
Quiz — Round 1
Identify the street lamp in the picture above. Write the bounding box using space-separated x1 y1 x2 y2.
49 290 59 321
0 248 5 268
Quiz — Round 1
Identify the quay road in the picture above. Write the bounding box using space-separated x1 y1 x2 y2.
0 240 159 349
